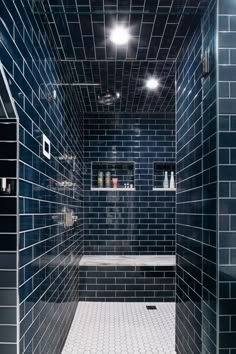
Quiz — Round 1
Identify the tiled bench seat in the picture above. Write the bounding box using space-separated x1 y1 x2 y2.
79 255 176 302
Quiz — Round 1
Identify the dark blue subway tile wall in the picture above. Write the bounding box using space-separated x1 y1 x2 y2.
84 112 175 255
0 1 83 353
79 265 175 302
0 119 17 354
176 0 217 353
218 0 236 352
201 3 217 352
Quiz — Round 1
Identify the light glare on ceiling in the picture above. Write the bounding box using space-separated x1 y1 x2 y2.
145 78 160 90
110 26 130 45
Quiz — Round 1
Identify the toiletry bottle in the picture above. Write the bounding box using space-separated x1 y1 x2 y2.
105 171 111 188
1 178 6 192
112 177 118 188
98 171 103 188
163 171 169 188
170 171 175 189
7 183 11 194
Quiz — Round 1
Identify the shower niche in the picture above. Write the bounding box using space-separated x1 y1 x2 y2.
153 162 176 191
91 161 135 191
0 178 16 195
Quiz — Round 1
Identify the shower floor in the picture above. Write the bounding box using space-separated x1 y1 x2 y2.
62 302 176 354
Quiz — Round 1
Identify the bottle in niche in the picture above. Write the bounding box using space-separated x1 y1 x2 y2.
1 178 6 192
112 177 118 188
170 171 175 189
105 171 111 188
98 171 103 188
163 171 169 189
7 184 11 194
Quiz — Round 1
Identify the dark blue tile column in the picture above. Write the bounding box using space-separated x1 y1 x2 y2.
177 0 236 352
218 1 236 352
176 0 217 352
0 119 18 354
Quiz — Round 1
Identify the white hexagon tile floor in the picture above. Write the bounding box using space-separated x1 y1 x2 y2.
62 302 176 354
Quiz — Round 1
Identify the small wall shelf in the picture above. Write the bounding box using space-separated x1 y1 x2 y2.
91 161 135 190
91 187 135 191
153 188 176 191
153 162 176 190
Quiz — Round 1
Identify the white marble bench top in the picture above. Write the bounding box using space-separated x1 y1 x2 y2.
80 255 176 267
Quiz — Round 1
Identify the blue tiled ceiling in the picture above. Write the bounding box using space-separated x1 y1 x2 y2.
33 0 208 113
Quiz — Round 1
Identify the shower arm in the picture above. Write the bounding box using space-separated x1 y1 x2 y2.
51 83 101 87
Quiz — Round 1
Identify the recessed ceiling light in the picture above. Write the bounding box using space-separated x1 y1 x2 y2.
110 26 130 45
145 78 160 90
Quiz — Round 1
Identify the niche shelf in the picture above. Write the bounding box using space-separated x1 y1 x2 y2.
91 187 135 191
153 162 176 192
91 162 135 191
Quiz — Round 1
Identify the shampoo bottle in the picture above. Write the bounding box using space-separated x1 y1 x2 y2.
170 171 175 189
98 171 103 188
163 171 169 188
105 171 111 188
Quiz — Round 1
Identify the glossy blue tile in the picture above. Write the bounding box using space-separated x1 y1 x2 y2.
0 0 83 352
219 0 236 15
176 1 218 352
84 112 175 255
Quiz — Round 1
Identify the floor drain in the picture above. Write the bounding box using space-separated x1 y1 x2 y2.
146 305 157 310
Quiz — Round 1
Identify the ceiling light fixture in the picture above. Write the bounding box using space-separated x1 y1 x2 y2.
110 26 130 45
145 78 160 90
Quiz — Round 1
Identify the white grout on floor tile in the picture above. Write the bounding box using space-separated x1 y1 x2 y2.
62 302 176 354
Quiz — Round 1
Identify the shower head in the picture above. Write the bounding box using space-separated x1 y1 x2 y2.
98 91 120 106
